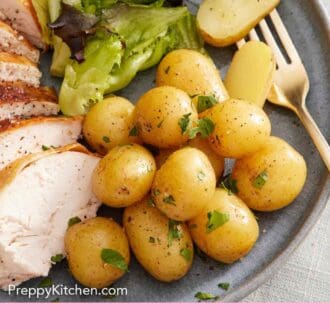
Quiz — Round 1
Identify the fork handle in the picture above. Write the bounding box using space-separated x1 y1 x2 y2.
296 104 330 171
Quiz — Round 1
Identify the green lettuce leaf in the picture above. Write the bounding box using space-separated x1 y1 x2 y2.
58 4 203 115
59 29 124 115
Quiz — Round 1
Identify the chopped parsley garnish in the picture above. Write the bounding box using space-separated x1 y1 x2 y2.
68 216 81 228
194 291 219 301
102 136 110 143
188 117 215 139
253 170 268 189
178 113 191 134
206 211 229 233
197 95 218 113
39 277 53 288
180 248 192 262
149 237 156 243
101 249 128 272
153 189 160 196
168 220 182 246
147 197 156 207
42 145 50 151
197 170 206 182
129 126 138 137
218 282 230 291
219 174 238 195
51 254 64 264
163 195 176 206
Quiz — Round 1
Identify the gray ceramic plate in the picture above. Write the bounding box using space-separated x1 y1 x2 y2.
1 0 329 302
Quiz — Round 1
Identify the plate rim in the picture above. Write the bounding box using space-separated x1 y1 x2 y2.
222 0 330 302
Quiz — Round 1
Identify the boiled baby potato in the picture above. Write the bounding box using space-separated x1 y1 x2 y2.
189 188 259 264
83 96 141 154
188 137 224 179
123 198 193 282
156 49 229 102
197 0 280 47
136 86 198 148
65 217 130 288
225 41 276 107
152 147 216 221
92 144 156 207
232 136 307 211
208 99 271 158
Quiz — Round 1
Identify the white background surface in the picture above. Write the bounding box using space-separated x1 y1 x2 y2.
244 0 330 302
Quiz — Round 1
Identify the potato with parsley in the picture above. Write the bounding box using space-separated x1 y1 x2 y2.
189 188 259 264
65 217 130 288
152 147 216 221
123 198 193 282
135 86 198 148
208 99 271 158
156 49 229 102
232 136 307 211
83 96 140 154
92 144 156 207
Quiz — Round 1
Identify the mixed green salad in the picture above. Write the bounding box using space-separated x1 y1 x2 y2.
33 0 203 115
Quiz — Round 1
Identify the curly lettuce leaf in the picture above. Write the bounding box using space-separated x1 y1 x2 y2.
59 30 124 115
58 3 203 115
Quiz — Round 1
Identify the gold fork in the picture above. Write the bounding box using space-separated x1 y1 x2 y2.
237 9 330 171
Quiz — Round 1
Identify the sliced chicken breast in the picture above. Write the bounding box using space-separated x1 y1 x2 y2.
0 116 83 171
0 81 59 120
0 144 101 288
0 52 41 86
0 0 44 49
0 20 39 63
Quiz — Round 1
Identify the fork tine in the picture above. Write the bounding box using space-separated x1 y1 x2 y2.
236 39 246 48
259 19 287 66
269 10 300 61
248 29 259 41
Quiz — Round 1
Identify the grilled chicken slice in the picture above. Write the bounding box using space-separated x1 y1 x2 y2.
0 0 44 49
0 20 39 63
0 52 41 86
0 116 83 171
0 81 59 120
0 144 101 289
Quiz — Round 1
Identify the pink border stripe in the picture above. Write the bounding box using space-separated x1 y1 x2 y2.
1 303 329 330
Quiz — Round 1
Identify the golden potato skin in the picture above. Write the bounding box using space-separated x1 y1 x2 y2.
136 86 198 148
208 99 271 158
232 136 307 211
92 144 156 207
189 188 259 264
65 217 130 288
152 147 216 221
188 137 224 179
83 96 141 154
225 41 275 107
156 49 229 102
197 0 280 47
123 198 193 282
